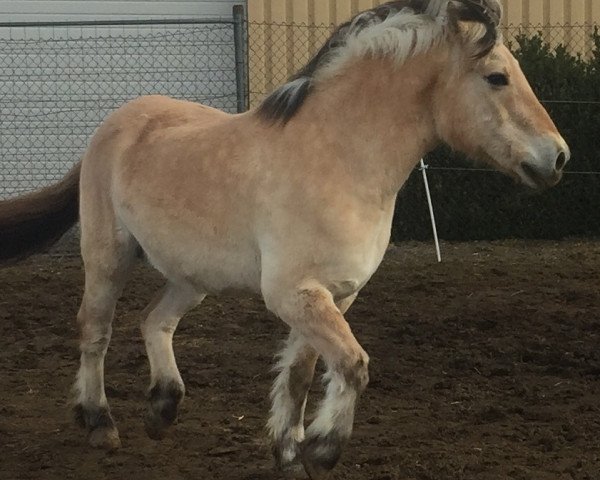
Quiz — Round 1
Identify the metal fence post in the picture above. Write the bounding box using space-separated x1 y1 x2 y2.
233 5 249 113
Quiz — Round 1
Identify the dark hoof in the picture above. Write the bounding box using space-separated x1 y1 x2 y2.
281 460 309 479
144 380 184 440
300 432 343 479
144 414 170 440
73 404 121 450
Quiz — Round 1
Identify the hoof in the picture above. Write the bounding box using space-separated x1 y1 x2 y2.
145 380 184 440
73 404 121 450
88 426 122 450
273 442 309 479
280 460 309 479
144 413 170 440
300 432 343 480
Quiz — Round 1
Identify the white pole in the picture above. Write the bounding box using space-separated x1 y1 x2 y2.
420 159 442 263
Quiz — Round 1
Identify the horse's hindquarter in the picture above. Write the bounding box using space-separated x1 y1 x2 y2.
105 97 263 292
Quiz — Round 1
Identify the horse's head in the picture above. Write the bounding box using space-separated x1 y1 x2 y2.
433 0 569 190
258 0 569 191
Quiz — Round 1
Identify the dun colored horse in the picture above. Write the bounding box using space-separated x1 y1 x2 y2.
0 0 569 477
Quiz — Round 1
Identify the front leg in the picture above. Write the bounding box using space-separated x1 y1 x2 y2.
268 330 319 477
268 295 357 477
265 282 366 479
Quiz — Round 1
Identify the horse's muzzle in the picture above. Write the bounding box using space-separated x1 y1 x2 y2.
519 140 570 190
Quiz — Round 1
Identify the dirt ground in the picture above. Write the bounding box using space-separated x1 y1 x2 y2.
1 240 600 480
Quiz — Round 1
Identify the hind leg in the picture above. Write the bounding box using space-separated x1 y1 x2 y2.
141 282 204 440
73 230 137 449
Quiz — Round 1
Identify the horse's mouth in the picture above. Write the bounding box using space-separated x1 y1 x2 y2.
519 162 562 191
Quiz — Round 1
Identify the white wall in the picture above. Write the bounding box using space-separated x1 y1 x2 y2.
0 1 244 21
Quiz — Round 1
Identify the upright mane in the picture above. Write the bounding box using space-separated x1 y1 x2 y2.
257 0 503 124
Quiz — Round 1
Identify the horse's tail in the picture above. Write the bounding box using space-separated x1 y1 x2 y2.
0 162 81 263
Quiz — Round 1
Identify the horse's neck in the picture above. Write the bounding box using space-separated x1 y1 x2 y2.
293 54 443 197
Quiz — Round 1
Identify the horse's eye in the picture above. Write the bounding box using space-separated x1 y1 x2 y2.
485 73 509 87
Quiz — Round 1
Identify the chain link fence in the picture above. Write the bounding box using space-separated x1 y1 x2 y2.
0 19 243 200
0 17 247 253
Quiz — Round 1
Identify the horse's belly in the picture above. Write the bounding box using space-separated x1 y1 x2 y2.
117 203 261 293
143 238 262 294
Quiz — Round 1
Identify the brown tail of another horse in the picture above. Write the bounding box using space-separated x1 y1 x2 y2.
0 162 81 263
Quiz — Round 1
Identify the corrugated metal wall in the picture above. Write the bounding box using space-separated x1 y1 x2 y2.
248 0 600 26
248 0 600 106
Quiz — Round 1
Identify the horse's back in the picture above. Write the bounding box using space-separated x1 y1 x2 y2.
83 95 231 169
105 95 230 143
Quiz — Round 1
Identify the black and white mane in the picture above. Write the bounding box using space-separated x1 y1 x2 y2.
258 0 502 124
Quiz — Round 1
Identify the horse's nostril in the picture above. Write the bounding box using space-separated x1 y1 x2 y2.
555 151 567 172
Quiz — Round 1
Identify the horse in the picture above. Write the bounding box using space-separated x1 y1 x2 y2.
0 0 570 478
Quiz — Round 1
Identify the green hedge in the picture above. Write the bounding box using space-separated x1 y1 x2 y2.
392 31 600 241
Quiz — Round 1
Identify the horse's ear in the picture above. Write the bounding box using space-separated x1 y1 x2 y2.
447 0 502 58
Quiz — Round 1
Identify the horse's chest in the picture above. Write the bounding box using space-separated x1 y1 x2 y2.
320 208 394 300
355 222 392 280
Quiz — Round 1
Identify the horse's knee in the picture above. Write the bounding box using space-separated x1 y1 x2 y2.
343 350 370 393
262 279 329 319
145 379 185 440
